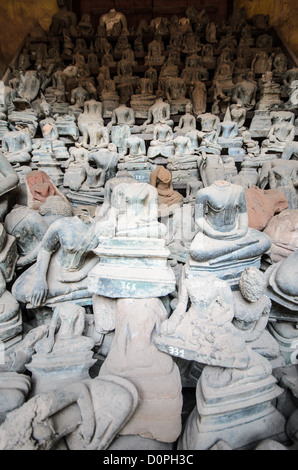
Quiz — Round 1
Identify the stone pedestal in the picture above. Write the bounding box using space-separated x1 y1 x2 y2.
170 168 199 184
32 148 64 187
178 362 287 450
27 344 96 396
0 311 22 348
217 137 245 156
117 162 156 183
185 253 262 290
88 238 176 298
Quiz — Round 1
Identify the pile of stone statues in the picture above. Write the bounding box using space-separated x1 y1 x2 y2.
0 1 298 450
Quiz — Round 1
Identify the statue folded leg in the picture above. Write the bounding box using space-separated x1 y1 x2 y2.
189 228 271 264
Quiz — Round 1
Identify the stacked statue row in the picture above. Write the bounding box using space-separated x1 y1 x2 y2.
11 0 298 126
0 168 298 449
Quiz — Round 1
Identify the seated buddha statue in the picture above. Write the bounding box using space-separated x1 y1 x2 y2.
188 181 272 276
147 119 175 161
141 97 173 134
12 212 99 309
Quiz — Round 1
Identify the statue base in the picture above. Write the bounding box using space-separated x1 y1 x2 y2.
170 168 199 184
178 364 287 450
65 188 105 207
0 312 22 345
27 347 96 396
88 237 176 298
154 335 251 370
117 161 155 183
185 254 262 289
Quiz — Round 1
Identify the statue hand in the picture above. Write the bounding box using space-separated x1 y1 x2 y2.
30 279 48 307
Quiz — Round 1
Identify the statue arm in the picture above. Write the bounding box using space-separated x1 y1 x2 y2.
160 278 189 335
30 222 61 307
17 216 49 269
174 117 183 131
139 139 146 155
249 298 271 341
0 154 19 195
194 197 223 238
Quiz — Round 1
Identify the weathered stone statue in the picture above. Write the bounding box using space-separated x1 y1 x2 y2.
251 51 272 76
174 102 196 134
264 209 298 262
217 108 245 155
231 73 258 111
95 296 182 446
178 348 286 449
108 104 141 134
265 249 298 314
188 181 272 285
2 130 32 165
232 267 280 359
145 34 166 67
260 114 296 155
232 157 259 189
150 166 183 214
142 97 173 133
27 303 96 395
164 77 191 115
155 273 249 368
117 135 153 182
189 81 207 116
260 159 298 209
0 374 138 450
198 152 225 187
99 8 129 38
77 100 104 137
130 77 156 119
12 212 99 309
50 0 79 38
89 181 176 298
77 13 94 38
147 120 175 161
255 71 283 111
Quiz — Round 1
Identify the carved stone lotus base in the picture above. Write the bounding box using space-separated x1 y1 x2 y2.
0 312 22 346
185 254 262 289
65 188 105 207
178 361 287 450
88 238 176 298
